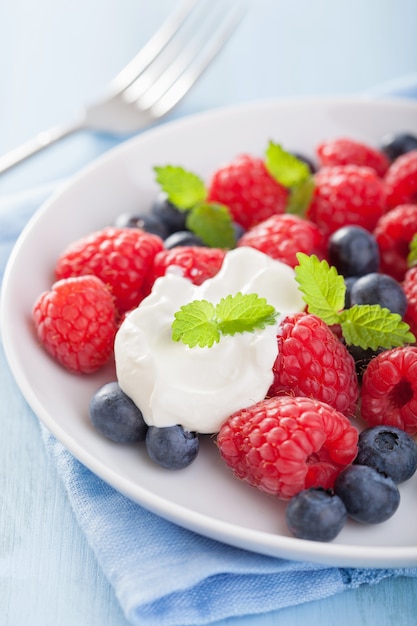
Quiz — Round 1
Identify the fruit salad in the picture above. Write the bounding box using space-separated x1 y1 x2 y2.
32 132 417 543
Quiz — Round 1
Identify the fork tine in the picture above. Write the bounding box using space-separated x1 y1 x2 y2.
120 2 209 105
109 0 199 95
126 1 246 118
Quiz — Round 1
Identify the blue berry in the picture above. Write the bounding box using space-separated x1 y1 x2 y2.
152 194 187 235
286 488 347 542
233 221 246 241
89 382 148 443
354 425 417 484
344 276 358 308
349 272 408 317
164 230 205 248
380 132 417 162
347 344 385 381
328 226 379 277
146 425 199 469
334 464 400 524
114 212 169 239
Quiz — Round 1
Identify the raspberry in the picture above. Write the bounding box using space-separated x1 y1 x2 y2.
207 154 288 230
403 266 417 339
307 165 386 240
55 227 164 315
151 246 225 285
237 214 326 268
32 275 117 374
269 312 359 417
385 150 417 209
360 346 417 435
374 204 417 281
217 395 359 500
317 137 389 177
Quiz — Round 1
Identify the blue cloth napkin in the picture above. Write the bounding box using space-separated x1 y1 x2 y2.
2 78 417 626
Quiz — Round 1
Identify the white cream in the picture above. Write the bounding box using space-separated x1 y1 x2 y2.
114 247 305 434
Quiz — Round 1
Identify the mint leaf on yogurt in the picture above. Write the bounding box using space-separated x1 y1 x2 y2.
172 292 279 348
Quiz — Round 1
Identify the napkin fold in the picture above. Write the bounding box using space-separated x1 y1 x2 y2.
2 79 417 626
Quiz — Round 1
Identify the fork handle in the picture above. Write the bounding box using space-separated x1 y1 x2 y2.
0 117 85 175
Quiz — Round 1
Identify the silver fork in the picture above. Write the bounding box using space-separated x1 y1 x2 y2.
0 0 245 175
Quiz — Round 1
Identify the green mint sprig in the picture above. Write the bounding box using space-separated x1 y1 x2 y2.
185 202 236 249
172 292 278 348
154 165 235 249
265 141 311 188
265 141 315 216
154 165 206 210
295 253 415 350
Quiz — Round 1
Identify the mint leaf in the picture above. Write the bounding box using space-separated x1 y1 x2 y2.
286 175 315 217
294 253 346 325
172 299 219 348
154 165 207 210
172 293 279 348
339 304 415 350
216 293 278 335
186 202 236 249
407 233 417 268
265 141 311 188
295 253 415 349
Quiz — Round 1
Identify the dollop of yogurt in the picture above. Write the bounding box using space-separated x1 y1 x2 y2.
114 247 305 434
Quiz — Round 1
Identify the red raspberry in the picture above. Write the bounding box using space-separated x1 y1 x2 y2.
374 204 417 281
269 312 359 417
32 275 117 374
385 150 417 209
207 154 288 230
402 266 417 339
55 227 164 315
316 137 389 177
360 346 417 435
307 165 386 240
237 214 326 268
217 395 359 500
151 246 225 285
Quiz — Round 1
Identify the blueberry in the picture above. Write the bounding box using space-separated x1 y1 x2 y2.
380 132 417 162
145 425 199 469
89 382 148 443
233 221 246 241
114 212 168 239
152 194 187 235
354 425 417 484
344 276 358 308
286 488 347 542
328 226 380 277
164 230 205 248
334 465 400 524
349 272 408 317
347 344 385 381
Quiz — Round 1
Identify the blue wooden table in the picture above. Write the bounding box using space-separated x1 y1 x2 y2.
1 1 417 624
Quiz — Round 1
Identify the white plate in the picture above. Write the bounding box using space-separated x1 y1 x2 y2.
2 96 417 568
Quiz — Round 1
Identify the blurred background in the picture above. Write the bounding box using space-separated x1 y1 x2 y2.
1 0 417 195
